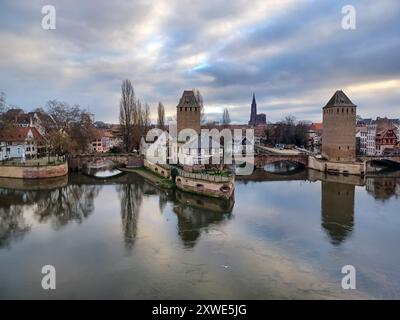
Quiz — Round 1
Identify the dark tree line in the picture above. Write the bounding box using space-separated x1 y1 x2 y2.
265 116 309 147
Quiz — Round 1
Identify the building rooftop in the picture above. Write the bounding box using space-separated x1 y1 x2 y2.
177 90 201 109
309 123 323 131
323 90 356 108
0 127 44 142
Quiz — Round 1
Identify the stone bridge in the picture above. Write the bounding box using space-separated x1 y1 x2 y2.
254 154 309 168
358 155 400 164
358 155 400 173
69 153 144 171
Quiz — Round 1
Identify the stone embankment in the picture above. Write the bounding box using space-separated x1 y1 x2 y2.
134 159 235 199
0 160 68 179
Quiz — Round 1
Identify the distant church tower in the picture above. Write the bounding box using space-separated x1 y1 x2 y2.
248 92 266 126
176 90 201 137
322 90 356 162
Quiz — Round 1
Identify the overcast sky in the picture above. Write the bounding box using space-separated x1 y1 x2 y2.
0 0 399 124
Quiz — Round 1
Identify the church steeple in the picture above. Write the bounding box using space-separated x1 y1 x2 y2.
248 92 266 126
249 92 257 125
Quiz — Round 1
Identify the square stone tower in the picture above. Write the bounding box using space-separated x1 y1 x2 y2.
177 90 201 138
322 90 357 162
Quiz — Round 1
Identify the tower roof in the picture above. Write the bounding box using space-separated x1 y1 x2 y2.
323 90 356 108
177 90 201 108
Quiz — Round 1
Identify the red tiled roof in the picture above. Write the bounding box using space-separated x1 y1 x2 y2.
0 127 43 142
309 123 323 131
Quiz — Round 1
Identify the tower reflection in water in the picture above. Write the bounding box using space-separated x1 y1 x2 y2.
321 181 355 246
173 190 234 248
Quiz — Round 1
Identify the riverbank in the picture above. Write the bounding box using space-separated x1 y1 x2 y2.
119 167 175 189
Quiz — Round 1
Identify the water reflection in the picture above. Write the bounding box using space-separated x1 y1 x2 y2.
173 190 234 248
0 189 31 249
0 183 101 247
366 177 400 201
0 171 399 252
34 185 101 229
321 181 355 246
116 183 143 250
264 161 303 173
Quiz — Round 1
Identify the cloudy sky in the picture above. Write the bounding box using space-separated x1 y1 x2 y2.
0 0 399 124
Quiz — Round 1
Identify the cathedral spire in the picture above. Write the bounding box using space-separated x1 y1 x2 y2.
248 91 266 126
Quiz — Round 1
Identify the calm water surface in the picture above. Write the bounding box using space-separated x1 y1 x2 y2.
0 170 399 299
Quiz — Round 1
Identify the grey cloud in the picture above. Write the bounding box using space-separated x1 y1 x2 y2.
0 0 399 123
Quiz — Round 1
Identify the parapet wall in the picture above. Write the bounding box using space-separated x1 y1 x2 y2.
0 161 68 179
175 175 234 199
143 159 171 178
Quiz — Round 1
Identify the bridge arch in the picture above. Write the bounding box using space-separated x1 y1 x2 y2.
254 154 308 169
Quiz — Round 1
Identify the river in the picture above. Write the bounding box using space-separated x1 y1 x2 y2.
0 170 399 299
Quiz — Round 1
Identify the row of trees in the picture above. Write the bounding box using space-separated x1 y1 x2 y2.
119 79 159 152
264 116 309 147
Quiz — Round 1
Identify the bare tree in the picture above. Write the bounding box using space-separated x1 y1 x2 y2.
119 79 136 152
143 103 151 131
157 102 165 129
0 92 7 114
193 88 206 124
222 108 231 126
45 100 95 155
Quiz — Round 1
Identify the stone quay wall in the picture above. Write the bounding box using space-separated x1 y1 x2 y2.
308 156 364 175
143 159 235 199
0 161 68 179
175 175 235 199
143 159 171 178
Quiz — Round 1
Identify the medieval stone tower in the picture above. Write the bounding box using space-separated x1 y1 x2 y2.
176 90 201 136
322 90 357 162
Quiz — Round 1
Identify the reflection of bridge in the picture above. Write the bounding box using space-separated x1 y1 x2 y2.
236 169 308 182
